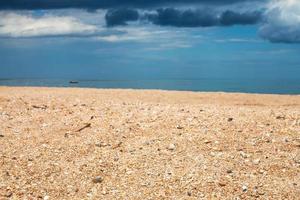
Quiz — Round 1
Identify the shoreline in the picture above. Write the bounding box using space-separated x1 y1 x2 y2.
1 85 300 95
1 86 300 106
1 77 300 95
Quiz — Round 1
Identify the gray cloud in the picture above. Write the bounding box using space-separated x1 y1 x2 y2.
259 25 300 43
2 0 299 44
258 1 300 43
106 9 139 27
220 10 262 26
0 0 264 10
105 8 263 27
146 8 219 27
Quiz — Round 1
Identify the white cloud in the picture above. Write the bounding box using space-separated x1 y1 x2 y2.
259 0 300 43
95 27 154 42
214 38 261 43
95 26 188 43
0 12 99 37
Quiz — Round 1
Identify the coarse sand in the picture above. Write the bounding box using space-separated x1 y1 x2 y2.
0 87 299 199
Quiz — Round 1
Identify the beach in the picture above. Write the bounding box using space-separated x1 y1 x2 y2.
0 86 299 199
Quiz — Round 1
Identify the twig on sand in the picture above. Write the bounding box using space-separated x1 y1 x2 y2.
75 123 91 132
32 105 48 110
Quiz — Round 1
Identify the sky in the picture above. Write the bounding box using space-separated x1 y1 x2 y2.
0 0 300 81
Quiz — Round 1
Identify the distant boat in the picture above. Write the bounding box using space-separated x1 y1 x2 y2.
69 81 79 84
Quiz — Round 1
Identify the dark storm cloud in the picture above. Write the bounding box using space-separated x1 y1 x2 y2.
147 8 219 27
106 9 139 27
220 11 262 26
0 0 264 10
105 8 263 27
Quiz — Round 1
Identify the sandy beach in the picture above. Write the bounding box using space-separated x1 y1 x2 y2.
0 86 299 199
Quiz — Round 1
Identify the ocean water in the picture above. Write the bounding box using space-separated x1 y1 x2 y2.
0 78 300 94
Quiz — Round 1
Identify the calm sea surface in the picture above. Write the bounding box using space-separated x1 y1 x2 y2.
0 79 299 94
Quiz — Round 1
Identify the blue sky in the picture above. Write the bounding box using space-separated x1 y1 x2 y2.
0 0 300 81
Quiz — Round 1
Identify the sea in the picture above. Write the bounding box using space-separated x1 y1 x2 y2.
0 78 300 94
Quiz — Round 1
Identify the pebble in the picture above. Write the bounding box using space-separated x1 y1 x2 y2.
204 140 212 144
253 159 260 165
218 181 227 187
240 151 248 158
44 195 50 200
276 116 285 120
176 125 184 129
228 118 234 122
226 169 233 174
92 176 103 184
198 193 205 198
0 134 4 137
5 191 13 198
242 185 248 192
294 154 300 164
167 144 176 151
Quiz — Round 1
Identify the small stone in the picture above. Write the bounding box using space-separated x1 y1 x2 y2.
167 144 176 151
44 195 50 200
294 154 300 164
240 151 248 158
176 125 183 129
199 193 205 198
276 116 285 120
226 169 233 174
253 159 260 165
0 134 4 137
114 157 119 162
204 140 212 144
95 142 102 147
102 190 108 195
92 176 103 184
95 142 107 147
265 138 271 143
242 185 248 192
6 191 13 198
187 191 192 196
228 118 234 122
218 181 227 187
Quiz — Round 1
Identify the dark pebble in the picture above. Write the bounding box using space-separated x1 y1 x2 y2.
228 118 234 122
